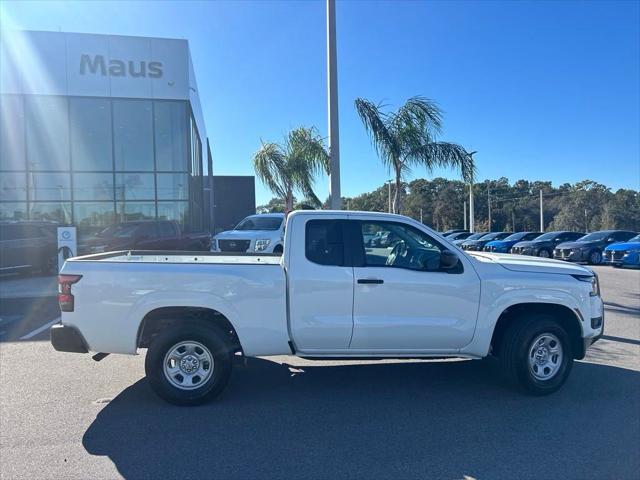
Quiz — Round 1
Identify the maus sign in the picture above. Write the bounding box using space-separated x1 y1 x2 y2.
80 54 163 78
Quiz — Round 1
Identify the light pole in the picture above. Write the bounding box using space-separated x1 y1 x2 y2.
467 151 477 233
385 180 392 213
326 0 341 209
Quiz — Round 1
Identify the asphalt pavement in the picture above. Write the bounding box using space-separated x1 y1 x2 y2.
0 266 638 479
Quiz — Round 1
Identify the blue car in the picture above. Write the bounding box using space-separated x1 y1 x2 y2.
603 234 640 268
483 231 542 253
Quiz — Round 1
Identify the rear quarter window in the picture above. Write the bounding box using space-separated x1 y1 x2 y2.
305 220 345 266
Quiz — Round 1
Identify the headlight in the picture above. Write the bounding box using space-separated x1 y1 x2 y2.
626 249 640 255
255 239 271 252
211 238 217 250
573 273 600 296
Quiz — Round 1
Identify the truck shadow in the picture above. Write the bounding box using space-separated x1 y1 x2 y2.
82 358 640 480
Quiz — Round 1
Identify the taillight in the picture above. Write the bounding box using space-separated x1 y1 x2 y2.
58 274 82 312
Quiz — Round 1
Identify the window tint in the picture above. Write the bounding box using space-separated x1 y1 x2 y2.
305 220 344 266
25 96 70 171
70 98 113 171
158 222 177 238
360 221 444 271
614 231 635 241
138 223 157 237
154 101 188 172
113 100 153 171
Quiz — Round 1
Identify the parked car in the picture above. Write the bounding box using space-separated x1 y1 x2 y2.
52 210 604 405
554 230 637 264
442 229 468 237
603 234 640 268
511 231 584 258
483 232 542 253
0 221 59 274
447 231 474 242
211 213 285 254
80 220 211 254
452 232 486 246
461 232 512 251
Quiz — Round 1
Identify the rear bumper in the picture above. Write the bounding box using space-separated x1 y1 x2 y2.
50 324 89 353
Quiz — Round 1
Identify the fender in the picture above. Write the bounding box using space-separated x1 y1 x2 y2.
461 286 584 357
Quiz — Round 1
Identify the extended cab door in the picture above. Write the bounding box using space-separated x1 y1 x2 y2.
348 216 481 353
287 215 354 353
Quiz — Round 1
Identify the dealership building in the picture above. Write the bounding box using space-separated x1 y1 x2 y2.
0 30 254 237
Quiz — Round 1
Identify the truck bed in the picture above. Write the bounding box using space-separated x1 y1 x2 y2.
68 250 282 265
60 250 288 356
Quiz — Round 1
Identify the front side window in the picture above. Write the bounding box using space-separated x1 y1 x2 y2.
158 222 177 238
305 219 344 266
360 221 444 271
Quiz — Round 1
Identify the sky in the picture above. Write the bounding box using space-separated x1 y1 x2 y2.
1 0 639 205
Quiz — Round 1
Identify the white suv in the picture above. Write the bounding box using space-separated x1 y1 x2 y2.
211 213 285 254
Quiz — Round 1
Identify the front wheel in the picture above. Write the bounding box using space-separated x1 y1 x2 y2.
537 248 551 258
500 315 573 395
588 249 602 265
145 322 232 405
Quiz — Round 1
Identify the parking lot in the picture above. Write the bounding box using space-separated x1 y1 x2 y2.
0 266 638 479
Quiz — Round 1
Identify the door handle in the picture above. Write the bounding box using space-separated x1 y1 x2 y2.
357 278 384 284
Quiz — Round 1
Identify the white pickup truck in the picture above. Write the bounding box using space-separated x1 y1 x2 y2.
52 211 604 405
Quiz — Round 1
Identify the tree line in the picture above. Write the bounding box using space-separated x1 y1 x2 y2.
252 95 638 232
259 178 639 233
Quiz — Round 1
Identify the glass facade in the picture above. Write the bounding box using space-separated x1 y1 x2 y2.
0 94 205 238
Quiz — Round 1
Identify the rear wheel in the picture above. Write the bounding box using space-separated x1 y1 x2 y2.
500 314 573 395
145 321 232 405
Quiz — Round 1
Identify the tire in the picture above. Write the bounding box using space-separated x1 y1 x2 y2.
272 244 283 255
500 314 573 395
538 248 551 258
588 249 602 265
145 321 232 405
42 253 59 275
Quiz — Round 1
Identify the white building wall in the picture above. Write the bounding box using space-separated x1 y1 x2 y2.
0 30 206 139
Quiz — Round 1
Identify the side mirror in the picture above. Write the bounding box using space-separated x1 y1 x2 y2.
440 249 459 269
606 237 615 243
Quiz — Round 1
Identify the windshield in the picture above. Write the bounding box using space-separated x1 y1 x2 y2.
235 216 283 231
110 224 142 238
504 232 529 241
578 231 610 242
465 233 486 240
479 232 505 241
534 231 560 241
627 234 640 242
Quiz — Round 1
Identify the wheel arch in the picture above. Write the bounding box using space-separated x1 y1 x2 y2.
490 302 585 359
137 306 243 353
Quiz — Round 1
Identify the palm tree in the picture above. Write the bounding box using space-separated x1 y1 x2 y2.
253 127 329 212
355 96 475 214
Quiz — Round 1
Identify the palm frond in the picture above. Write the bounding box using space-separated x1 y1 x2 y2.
354 98 398 166
392 96 443 135
253 142 288 198
410 142 476 183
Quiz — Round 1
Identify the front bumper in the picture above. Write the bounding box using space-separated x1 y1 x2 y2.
50 324 89 353
604 251 639 268
554 248 588 262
